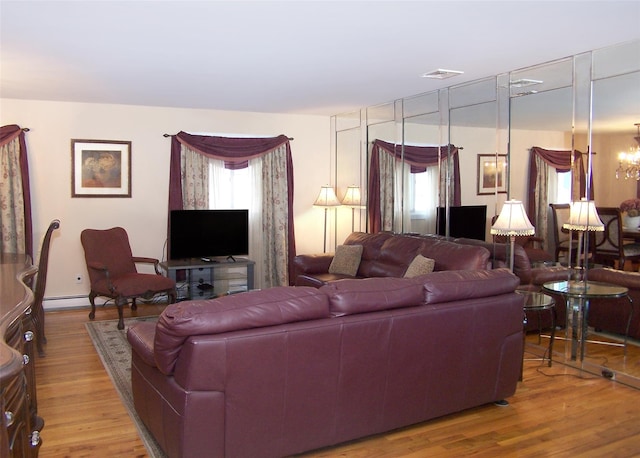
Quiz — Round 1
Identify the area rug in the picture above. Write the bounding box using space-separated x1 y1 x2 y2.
85 316 167 458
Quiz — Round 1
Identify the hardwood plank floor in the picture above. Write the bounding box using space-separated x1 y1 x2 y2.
35 304 640 457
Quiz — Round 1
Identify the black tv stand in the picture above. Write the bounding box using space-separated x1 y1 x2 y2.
160 258 255 300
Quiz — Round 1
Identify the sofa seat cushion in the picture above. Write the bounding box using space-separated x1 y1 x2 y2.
295 272 357 287
320 277 424 316
419 268 519 304
154 286 330 374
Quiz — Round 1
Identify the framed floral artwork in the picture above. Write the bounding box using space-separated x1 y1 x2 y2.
477 154 507 195
71 139 131 197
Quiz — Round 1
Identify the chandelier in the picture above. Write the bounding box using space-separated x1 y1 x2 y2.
615 123 640 180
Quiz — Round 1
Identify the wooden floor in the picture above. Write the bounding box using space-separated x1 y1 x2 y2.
34 304 640 458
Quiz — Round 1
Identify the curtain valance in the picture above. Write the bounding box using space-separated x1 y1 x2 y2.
527 146 587 218
368 139 461 233
169 132 293 211
372 139 458 173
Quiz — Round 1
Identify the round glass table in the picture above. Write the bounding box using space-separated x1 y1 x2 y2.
516 290 556 380
542 280 630 362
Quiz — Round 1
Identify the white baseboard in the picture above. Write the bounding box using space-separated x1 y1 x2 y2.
43 296 91 310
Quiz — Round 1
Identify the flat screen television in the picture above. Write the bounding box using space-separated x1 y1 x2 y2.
436 205 487 241
169 209 249 260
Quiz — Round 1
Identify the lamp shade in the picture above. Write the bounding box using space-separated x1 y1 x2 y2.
313 185 341 207
490 199 535 236
341 185 362 207
562 198 604 232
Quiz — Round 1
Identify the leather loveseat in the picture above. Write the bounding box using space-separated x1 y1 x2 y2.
293 231 491 287
127 268 523 458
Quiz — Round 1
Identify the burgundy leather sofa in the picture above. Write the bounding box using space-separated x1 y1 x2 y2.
127 268 523 458
293 231 491 287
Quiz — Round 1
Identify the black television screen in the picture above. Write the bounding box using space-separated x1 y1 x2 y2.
169 209 249 260
436 205 487 240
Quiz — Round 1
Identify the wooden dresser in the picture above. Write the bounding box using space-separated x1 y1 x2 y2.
1 254 43 457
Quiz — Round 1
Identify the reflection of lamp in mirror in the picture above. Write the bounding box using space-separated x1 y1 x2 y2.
490 200 535 272
615 123 640 180
563 199 604 285
314 185 341 253
341 185 363 232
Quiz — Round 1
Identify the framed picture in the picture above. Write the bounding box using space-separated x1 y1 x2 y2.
477 154 507 195
71 139 131 197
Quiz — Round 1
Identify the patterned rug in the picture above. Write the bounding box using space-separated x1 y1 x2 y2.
85 316 167 458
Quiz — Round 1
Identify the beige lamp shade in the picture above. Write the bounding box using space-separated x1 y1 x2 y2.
313 186 341 207
563 198 604 232
341 185 362 207
490 200 535 236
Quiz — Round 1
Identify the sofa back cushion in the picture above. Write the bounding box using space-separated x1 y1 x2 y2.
418 239 490 271
320 277 424 316
154 286 330 374
418 268 520 304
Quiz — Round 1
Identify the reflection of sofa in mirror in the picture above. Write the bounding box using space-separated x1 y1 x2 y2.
293 231 490 287
585 268 640 340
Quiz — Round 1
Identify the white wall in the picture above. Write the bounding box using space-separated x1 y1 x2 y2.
1 98 329 307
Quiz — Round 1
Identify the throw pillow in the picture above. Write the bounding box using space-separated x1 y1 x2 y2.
403 254 435 278
328 244 363 276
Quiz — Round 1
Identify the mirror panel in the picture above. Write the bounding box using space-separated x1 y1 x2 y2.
334 40 640 385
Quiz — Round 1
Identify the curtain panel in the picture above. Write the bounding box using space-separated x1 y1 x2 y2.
368 139 461 234
0 124 33 257
527 146 588 221
168 132 296 285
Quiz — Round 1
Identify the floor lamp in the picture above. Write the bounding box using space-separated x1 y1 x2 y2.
314 185 341 253
562 198 604 280
341 185 363 232
490 200 535 272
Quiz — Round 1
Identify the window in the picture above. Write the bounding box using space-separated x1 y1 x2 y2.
208 161 253 209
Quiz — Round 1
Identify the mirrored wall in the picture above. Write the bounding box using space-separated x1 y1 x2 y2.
331 39 640 386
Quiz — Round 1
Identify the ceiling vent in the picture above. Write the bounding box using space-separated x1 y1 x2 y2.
510 78 543 88
421 69 464 79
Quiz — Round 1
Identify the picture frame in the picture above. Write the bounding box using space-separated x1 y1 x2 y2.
71 139 132 197
477 154 507 195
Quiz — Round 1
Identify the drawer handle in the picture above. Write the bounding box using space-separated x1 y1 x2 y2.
31 430 40 446
24 330 34 342
23 354 30 365
4 411 14 427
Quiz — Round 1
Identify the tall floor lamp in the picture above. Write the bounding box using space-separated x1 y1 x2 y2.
314 185 341 253
563 198 604 275
490 199 535 272
341 185 363 232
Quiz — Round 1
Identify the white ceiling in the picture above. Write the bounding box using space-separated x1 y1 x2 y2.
1 0 639 117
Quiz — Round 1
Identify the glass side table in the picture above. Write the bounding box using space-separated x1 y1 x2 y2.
516 290 556 380
542 280 630 362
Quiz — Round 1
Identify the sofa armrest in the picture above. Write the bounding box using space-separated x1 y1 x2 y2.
127 321 158 367
516 266 570 286
293 253 334 275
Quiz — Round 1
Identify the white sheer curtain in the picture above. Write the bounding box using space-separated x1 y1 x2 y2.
209 157 266 289
414 166 439 234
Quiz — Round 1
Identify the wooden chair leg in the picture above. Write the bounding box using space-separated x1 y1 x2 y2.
88 292 97 320
116 298 126 330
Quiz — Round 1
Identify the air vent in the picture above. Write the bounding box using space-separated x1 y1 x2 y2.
510 78 543 88
421 69 464 79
